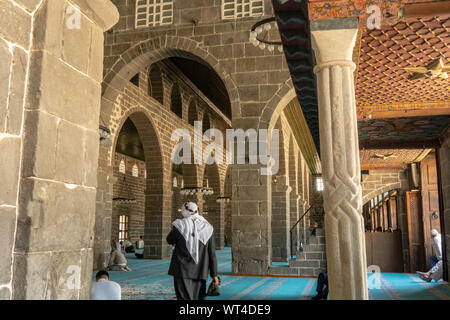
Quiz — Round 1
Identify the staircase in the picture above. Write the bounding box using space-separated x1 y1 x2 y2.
268 227 327 277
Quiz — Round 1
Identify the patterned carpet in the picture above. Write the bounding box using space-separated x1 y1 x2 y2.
93 247 450 300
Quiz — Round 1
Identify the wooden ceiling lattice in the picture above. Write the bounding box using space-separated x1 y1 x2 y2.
356 16 450 115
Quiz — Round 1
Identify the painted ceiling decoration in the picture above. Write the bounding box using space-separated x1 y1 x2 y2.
403 57 450 79
283 97 322 175
273 0 449 170
271 0 321 155
355 15 450 114
360 148 432 169
358 115 449 148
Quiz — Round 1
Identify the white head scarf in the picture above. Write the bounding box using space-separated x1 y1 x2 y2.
172 202 214 264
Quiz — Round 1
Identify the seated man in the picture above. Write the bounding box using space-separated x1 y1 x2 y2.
417 229 443 282
122 239 135 253
311 273 328 300
417 260 443 283
429 229 442 269
136 236 144 249
92 270 121 300
107 247 132 272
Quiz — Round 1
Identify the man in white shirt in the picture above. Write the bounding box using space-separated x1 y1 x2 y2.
92 270 121 300
429 229 442 268
136 236 144 249
417 229 443 282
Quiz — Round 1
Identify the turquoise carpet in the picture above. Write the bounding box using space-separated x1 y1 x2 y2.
93 247 450 300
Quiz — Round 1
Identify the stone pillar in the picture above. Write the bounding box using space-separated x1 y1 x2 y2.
289 192 300 254
438 128 450 280
2 0 119 300
311 18 368 300
207 196 224 250
271 181 291 261
299 200 308 245
144 189 172 259
93 164 116 269
232 163 272 274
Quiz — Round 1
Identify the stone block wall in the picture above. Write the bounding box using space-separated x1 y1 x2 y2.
95 53 231 266
0 0 41 300
0 0 118 300
438 128 450 280
361 169 411 272
112 153 146 243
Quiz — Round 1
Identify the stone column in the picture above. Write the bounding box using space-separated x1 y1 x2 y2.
207 197 224 250
144 189 172 259
438 128 450 280
311 18 368 300
232 163 272 275
289 192 300 254
271 181 291 261
93 165 116 269
3 0 119 300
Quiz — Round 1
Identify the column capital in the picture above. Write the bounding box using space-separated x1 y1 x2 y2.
311 18 358 65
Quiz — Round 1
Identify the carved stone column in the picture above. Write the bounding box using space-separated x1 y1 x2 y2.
311 18 368 300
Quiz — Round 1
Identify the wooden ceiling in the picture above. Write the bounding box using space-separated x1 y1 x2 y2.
355 15 450 119
274 0 449 171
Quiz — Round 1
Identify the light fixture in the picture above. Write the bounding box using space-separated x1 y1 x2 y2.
180 186 214 196
216 196 231 203
249 17 282 52
113 176 137 204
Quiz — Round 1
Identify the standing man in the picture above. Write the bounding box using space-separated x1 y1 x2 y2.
167 202 219 300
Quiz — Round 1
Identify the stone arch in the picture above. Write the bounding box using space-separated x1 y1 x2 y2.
102 36 239 124
148 64 164 104
111 108 165 191
170 83 183 118
259 82 296 131
362 183 401 206
188 99 198 126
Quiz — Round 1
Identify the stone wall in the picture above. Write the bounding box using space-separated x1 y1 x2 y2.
112 153 146 244
0 0 118 300
438 127 450 280
361 169 411 272
100 0 297 275
362 169 408 205
95 55 231 267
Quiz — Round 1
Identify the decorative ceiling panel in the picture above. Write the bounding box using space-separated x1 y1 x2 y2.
355 15 450 116
360 148 429 165
358 115 449 145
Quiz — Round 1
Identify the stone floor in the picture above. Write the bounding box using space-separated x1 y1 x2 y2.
92 247 450 300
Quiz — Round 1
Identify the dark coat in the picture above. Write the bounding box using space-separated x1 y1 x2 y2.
167 227 218 281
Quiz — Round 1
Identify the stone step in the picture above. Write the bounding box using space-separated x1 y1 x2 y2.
306 236 325 245
303 244 326 253
289 259 320 268
313 228 325 236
